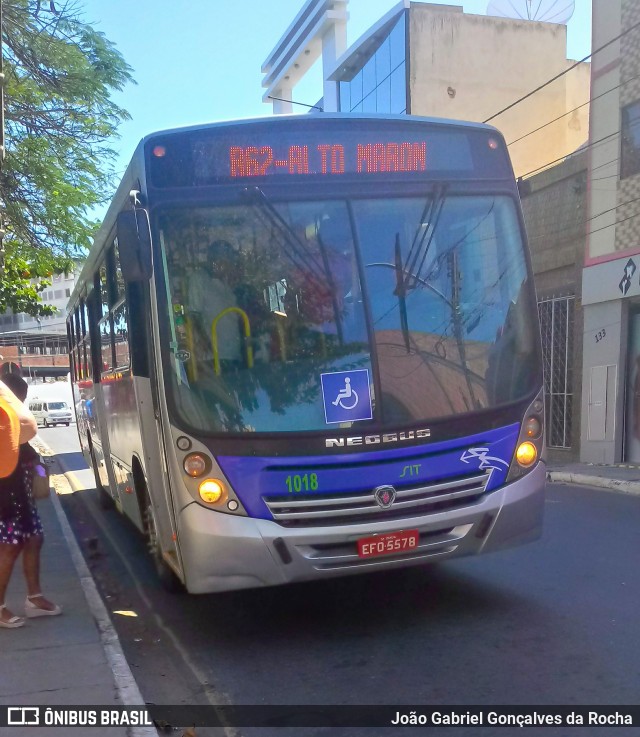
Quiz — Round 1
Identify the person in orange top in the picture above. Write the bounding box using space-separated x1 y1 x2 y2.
0 377 59 629
0 380 37 478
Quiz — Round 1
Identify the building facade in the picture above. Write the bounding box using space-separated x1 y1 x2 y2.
0 269 79 377
580 0 640 464
521 152 587 462
263 0 590 178
0 270 77 336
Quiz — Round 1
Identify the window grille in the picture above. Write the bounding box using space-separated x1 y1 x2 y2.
538 296 574 448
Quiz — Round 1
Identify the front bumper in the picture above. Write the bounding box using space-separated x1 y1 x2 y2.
178 461 546 594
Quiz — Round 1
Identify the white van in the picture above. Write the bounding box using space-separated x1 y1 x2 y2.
28 399 73 427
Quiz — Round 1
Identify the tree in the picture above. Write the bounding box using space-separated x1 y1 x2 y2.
0 0 133 315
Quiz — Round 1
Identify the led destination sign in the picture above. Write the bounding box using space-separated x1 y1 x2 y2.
228 141 427 177
147 122 509 188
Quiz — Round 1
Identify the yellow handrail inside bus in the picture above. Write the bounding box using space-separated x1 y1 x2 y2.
211 307 254 375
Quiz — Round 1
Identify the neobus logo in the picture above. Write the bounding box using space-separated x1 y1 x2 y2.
325 429 431 449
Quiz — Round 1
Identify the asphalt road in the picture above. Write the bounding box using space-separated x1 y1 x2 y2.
40 425 640 737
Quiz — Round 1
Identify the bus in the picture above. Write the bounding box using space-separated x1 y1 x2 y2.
67 114 545 594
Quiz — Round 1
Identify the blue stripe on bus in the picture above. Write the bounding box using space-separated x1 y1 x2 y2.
217 423 520 520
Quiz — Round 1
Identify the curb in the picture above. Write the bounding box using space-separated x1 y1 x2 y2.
39 441 158 737
547 471 640 496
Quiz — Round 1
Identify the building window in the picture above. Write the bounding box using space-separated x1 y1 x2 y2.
338 13 406 115
621 100 640 179
538 296 574 449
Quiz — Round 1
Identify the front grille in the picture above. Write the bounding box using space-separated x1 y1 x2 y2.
298 524 473 570
263 471 491 527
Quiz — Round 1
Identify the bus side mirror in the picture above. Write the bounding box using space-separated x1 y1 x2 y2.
117 210 153 282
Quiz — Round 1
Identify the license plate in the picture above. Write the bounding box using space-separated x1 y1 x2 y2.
357 529 419 559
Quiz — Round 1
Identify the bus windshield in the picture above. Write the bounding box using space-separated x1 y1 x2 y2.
158 193 537 434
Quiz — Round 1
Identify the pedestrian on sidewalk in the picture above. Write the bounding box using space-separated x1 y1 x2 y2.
0 373 37 479
0 373 62 629
1 385 22 480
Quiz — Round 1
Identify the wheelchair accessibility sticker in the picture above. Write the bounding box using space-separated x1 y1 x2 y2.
321 369 373 424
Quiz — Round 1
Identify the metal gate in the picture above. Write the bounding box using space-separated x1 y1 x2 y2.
538 296 574 448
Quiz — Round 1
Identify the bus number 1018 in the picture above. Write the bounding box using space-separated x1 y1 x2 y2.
285 473 319 493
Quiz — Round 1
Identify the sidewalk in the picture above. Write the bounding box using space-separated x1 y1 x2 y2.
1 450 639 736
0 450 157 737
547 460 640 495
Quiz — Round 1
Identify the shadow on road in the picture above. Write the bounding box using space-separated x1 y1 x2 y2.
53 450 90 473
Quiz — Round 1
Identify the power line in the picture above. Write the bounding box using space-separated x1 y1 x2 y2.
267 95 323 112
590 172 620 183
0 319 68 334
507 71 640 148
520 118 640 180
589 153 623 177
576 206 640 242
484 17 640 124
527 195 640 245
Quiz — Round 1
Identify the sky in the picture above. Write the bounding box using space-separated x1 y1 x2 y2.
80 0 593 196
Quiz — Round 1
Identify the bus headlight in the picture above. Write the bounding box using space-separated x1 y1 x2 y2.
506 389 545 483
199 479 227 505
515 441 537 467
183 453 210 478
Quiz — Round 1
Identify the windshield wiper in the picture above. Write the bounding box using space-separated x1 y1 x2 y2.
403 185 448 292
241 186 346 343
393 234 411 353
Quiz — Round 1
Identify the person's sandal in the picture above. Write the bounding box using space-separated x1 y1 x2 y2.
24 594 62 618
0 603 25 628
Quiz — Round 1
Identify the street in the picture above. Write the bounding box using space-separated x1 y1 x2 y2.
40 425 640 737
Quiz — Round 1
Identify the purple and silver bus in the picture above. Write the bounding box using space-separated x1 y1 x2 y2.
67 114 545 593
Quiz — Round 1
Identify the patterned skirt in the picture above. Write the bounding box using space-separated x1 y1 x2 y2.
0 459 44 545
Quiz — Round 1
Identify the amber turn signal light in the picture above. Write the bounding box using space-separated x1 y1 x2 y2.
199 479 227 505
515 441 538 467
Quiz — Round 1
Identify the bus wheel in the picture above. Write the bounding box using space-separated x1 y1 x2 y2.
143 500 183 594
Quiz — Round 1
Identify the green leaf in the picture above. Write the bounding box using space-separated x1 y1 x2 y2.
0 0 134 315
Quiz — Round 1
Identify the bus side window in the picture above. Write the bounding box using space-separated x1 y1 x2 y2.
97 244 119 375
88 278 103 382
112 243 131 370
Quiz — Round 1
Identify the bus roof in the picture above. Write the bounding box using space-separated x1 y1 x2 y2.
138 112 501 146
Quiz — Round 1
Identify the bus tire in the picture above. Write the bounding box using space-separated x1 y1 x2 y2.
143 496 184 594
